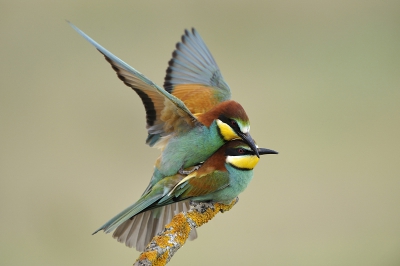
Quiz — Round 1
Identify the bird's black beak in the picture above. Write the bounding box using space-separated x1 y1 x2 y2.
237 132 260 157
258 148 278 155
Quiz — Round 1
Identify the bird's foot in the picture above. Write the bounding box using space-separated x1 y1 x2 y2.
179 164 202 175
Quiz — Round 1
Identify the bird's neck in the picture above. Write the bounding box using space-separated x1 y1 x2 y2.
208 119 225 143
225 163 254 193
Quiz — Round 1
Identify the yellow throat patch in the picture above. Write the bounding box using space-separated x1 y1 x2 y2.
226 155 260 170
216 119 240 141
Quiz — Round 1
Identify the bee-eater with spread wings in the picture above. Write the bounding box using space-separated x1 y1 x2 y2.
69 22 270 250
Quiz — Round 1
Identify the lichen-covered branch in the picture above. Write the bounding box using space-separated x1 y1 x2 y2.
134 198 239 266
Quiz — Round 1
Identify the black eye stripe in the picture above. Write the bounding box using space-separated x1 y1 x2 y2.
225 147 253 156
229 120 240 131
218 115 240 132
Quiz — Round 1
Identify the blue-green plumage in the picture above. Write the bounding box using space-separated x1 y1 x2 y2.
149 120 223 181
94 140 277 251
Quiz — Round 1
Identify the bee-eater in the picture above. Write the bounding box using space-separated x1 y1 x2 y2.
68 22 265 247
93 140 277 251
69 22 258 176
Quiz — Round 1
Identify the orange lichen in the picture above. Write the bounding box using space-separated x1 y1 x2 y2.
134 198 238 266
151 251 168 266
216 199 238 213
168 213 191 245
153 234 171 249
135 248 169 266
187 207 216 227
186 199 237 227
136 250 157 264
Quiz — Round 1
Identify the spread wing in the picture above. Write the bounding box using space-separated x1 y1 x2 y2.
164 28 231 115
68 22 199 147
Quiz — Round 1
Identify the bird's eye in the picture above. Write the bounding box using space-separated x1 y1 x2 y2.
238 148 245 154
230 120 237 126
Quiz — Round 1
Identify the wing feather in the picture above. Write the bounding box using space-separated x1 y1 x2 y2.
164 28 231 110
68 22 199 147
166 170 230 201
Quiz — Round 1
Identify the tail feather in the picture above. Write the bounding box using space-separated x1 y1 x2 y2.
93 191 162 235
112 201 198 252
113 216 132 243
126 215 141 248
155 205 166 239
143 212 155 247
136 211 151 250
180 201 197 240
164 204 172 231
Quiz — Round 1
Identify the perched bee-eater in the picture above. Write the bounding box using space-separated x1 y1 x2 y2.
68 22 267 247
94 140 277 251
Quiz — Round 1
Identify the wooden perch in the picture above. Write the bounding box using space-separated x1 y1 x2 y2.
134 198 239 266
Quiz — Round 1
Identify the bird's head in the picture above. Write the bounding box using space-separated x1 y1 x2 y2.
213 101 259 157
225 140 278 171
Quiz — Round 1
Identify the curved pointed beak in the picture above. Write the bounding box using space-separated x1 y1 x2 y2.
237 132 260 157
258 148 278 155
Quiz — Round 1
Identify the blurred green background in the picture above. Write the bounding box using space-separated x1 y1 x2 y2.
1 1 399 265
